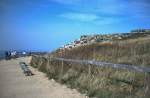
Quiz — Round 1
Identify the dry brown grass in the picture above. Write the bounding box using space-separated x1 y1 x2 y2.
30 56 150 98
30 36 150 98
54 37 150 67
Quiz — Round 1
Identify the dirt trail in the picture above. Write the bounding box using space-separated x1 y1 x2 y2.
0 57 87 98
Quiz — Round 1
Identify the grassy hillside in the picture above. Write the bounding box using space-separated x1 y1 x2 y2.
55 37 150 67
30 36 150 98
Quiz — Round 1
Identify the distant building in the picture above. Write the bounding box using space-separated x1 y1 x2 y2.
131 29 150 33
145 29 150 32
22 52 26 55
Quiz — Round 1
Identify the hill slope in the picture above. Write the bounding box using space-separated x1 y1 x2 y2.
54 37 150 67
31 33 150 98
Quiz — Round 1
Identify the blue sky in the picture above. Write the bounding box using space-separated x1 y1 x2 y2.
0 0 150 51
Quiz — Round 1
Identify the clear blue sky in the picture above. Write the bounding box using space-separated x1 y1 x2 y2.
0 0 150 51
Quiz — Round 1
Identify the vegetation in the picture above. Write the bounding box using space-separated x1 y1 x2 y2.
55 37 150 67
30 36 150 98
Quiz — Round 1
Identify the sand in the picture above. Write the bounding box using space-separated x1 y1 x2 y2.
0 57 87 98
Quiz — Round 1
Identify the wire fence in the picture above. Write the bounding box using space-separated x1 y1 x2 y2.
31 55 150 97
51 57 150 73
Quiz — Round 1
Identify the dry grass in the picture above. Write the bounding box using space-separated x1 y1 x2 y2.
30 56 150 98
55 37 150 67
30 37 150 98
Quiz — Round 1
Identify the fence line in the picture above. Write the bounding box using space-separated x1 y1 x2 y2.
50 57 150 73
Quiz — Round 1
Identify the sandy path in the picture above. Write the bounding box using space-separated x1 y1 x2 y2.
0 57 87 98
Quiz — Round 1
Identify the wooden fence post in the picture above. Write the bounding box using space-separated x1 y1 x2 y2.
47 55 50 71
88 64 91 76
61 59 64 75
59 59 64 82
145 73 150 98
